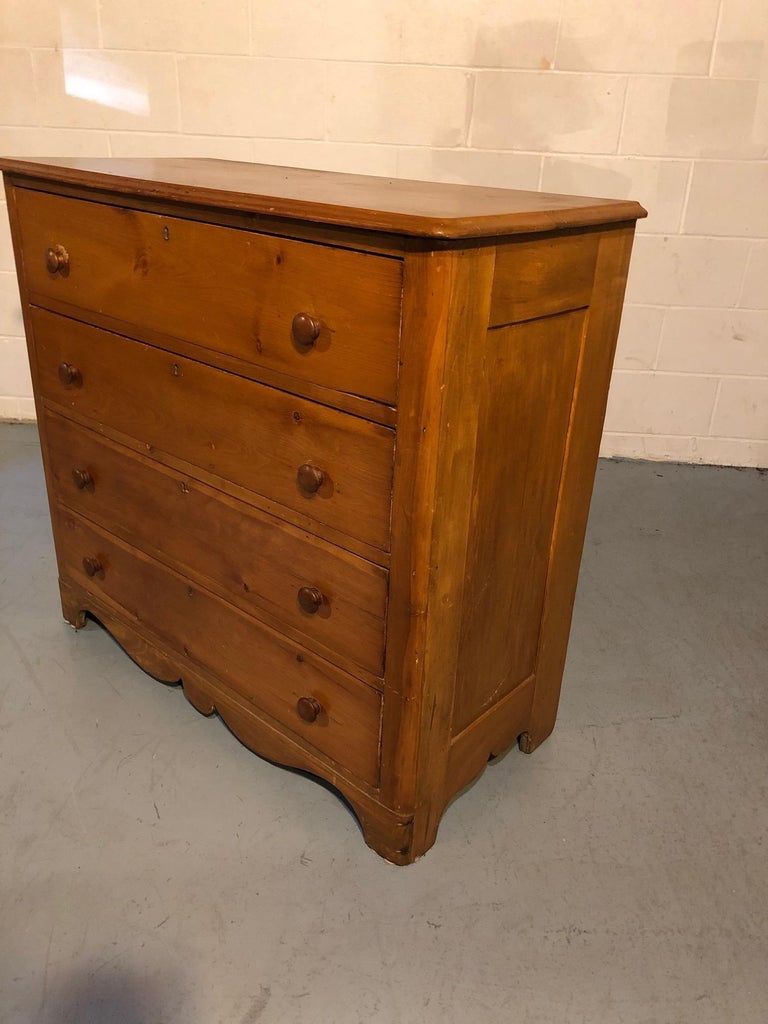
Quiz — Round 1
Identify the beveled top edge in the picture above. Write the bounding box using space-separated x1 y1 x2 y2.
0 157 647 238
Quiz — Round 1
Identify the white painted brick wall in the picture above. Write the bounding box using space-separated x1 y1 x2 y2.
0 0 765 466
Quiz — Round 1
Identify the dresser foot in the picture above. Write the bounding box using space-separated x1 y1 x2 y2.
518 721 556 754
351 805 419 865
59 578 87 629
346 798 450 865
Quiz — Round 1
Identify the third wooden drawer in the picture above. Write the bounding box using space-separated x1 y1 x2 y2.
44 410 388 678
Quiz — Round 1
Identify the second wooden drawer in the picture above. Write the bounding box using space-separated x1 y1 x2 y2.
33 307 395 552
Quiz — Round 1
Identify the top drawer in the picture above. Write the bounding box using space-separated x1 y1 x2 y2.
14 188 403 404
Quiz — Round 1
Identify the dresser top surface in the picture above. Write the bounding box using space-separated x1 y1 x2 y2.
0 157 646 239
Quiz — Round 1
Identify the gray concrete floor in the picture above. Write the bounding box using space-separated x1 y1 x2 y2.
0 421 766 1024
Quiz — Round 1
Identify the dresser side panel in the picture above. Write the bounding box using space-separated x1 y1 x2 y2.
449 224 636 750
521 223 637 752
451 308 586 734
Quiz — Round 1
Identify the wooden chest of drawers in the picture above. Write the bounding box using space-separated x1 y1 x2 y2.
2 157 645 863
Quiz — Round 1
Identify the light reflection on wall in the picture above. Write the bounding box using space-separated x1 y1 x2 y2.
63 51 149 116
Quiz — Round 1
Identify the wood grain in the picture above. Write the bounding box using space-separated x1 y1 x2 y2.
15 187 403 405
452 310 585 734
26 291 398 428
380 244 497 857
45 410 388 679
55 508 383 787
1 157 646 238
490 230 599 326
444 676 535 809
520 224 638 754
3 161 644 864
57 575 417 862
32 307 395 551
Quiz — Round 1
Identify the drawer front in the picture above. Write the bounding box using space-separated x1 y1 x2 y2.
33 308 395 551
56 509 382 786
45 411 388 677
16 188 402 404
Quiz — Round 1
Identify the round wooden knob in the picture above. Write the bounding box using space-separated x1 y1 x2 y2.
296 696 323 723
296 463 325 494
291 312 321 347
71 468 93 490
45 244 69 275
297 586 323 614
57 362 82 387
82 556 103 578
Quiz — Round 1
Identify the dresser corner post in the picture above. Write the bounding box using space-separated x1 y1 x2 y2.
3 174 86 635
380 241 498 849
523 222 639 753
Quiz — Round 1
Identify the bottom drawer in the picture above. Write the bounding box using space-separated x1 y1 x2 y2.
55 508 382 787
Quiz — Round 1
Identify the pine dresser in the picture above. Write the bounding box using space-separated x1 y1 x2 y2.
1 158 646 864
